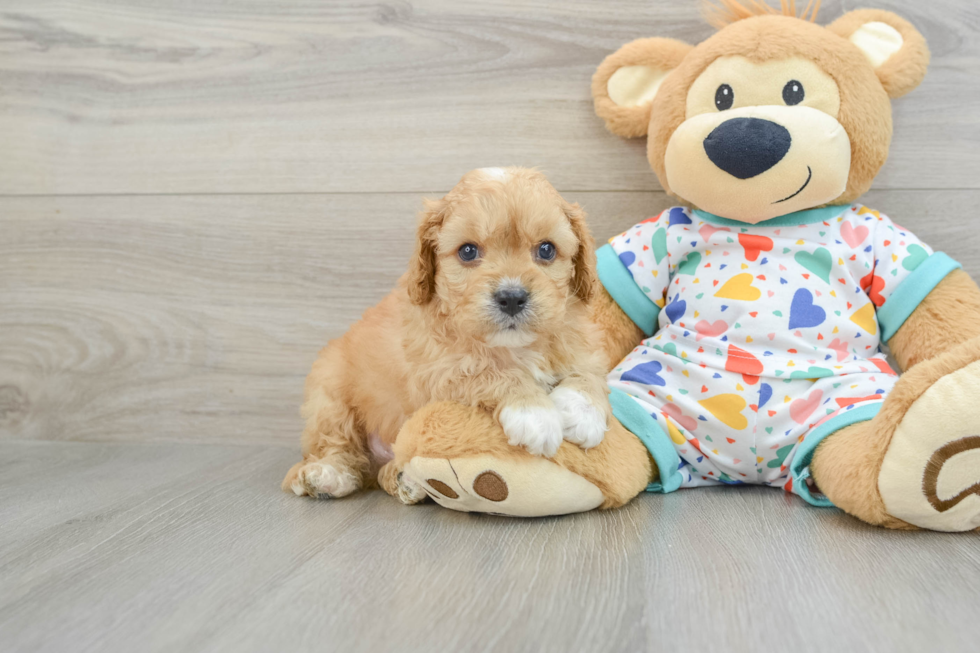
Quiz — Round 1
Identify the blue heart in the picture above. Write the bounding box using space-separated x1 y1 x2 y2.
788 289 826 329
665 298 687 323
668 207 692 226
618 251 636 278
621 361 666 387
758 383 773 409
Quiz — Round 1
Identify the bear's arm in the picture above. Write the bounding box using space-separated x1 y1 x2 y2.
590 284 646 369
888 269 980 372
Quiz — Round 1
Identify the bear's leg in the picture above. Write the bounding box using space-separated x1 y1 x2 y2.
393 402 655 517
811 337 980 531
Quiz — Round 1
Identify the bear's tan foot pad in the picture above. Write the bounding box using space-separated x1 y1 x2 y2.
879 360 980 532
403 455 604 517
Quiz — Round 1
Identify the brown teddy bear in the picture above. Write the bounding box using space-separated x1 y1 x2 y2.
394 2 980 531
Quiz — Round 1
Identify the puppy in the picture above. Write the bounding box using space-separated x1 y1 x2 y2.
282 167 611 504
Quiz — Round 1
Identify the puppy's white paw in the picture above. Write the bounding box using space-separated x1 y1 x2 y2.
551 387 608 450
395 471 428 505
499 404 564 458
291 461 361 498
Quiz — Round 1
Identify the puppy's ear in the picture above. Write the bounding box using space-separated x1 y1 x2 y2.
592 37 693 138
407 197 450 305
828 10 930 98
564 201 599 304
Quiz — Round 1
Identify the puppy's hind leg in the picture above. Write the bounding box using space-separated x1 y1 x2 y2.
283 382 370 499
378 461 428 505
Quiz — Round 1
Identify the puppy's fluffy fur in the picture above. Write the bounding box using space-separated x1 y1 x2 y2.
282 167 611 503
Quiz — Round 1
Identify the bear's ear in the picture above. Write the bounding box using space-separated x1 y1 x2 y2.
829 9 930 98
592 37 693 138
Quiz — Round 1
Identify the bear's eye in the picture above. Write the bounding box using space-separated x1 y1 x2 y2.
536 242 557 261
782 80 805 106
715 84 734 111
458 243 480 262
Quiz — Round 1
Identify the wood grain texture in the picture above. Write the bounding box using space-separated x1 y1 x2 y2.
0 441 978 653
1 0 978 195
2 190 978 445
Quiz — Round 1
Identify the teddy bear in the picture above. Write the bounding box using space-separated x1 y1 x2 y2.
392 2 980 532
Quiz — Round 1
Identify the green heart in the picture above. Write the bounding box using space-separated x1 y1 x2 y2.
773 310 783 317
652 228 668 264
696 293 705 299
790 366 833 379
795 248 832 283
903 244 929 271
765 427 773 434
705 435 714 442
662 343 678 357
767 444 795 469
677 251 701 275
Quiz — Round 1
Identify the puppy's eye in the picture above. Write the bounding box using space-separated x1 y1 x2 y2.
458 243 480 262
782 80 805 106
536 242 556 261
715 84 734 111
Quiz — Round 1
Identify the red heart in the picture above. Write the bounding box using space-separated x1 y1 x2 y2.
738 233 774 262
860 271 886 307
725 344 763 377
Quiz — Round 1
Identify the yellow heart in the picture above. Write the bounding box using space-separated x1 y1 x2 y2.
666 420 687 445
699 394 748 430
850 303 878 335
715 273 761 301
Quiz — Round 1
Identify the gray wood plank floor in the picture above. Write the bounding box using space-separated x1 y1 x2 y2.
2 441 979 653
2 0 979 651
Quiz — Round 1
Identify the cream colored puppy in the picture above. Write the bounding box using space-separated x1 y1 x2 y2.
282 167 610 504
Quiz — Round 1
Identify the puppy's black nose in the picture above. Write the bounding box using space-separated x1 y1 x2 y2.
703 117 792 179
494 288 529 317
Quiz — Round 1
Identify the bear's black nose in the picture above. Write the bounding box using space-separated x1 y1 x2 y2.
703 118 792 179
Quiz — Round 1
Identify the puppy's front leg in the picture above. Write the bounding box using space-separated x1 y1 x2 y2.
550 373 611 450
496 384 564 458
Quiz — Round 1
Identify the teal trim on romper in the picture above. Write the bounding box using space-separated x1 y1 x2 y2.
790 402 884 508
878 252 961 343
608 389 683 493
596 244 661 337
692 205 846 227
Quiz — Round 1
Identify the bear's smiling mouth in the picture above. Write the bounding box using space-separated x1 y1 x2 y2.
774 166 813 203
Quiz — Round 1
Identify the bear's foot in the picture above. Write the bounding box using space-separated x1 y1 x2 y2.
813 338 980 531
392 401 654 518
878 356 980 532
407 455 605 517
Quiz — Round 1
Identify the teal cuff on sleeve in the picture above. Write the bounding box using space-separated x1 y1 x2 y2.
609 389 683 494
790 402 883 508
596 244 661 337
878 252 962 343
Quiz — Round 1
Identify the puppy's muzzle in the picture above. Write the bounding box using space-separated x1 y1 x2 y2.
494 287 529 317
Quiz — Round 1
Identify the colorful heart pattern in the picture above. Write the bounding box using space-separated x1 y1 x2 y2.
605 204 938 496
